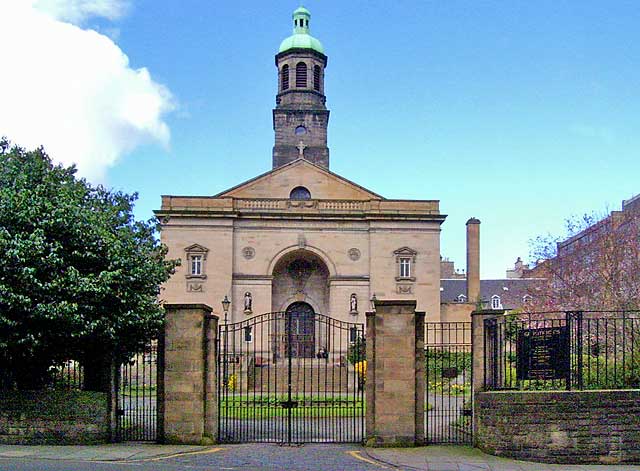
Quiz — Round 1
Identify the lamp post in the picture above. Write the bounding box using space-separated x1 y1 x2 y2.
221 295 231 392
222 295 230 325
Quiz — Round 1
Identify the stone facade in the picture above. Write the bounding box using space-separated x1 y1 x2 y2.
475 390 640 464
0 390 109 445
157 160 445 328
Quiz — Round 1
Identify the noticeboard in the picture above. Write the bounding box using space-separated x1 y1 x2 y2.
516 326 569 381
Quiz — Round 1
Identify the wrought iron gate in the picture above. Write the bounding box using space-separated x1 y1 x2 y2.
218 310 365 444
116 343 158 442
425 322 472 444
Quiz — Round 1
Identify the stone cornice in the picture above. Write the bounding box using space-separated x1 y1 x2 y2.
155 197 445 224
329 275 370 282
232 274 274 281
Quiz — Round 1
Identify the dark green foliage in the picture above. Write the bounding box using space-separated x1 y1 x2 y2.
425 350 472 378
0 138 179 389
347 335 365 364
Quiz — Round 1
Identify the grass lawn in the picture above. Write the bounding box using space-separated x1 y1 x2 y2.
120 385 157 396
219 393 364 419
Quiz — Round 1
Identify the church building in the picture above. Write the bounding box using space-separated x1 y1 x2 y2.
156 7 448 336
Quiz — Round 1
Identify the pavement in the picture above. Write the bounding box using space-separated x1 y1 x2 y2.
1 443 640 470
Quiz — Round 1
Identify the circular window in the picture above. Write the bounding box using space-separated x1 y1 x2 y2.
295 126 307 135
290 186 311 200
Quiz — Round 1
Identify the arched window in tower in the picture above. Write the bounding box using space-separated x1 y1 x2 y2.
281 64 289 91
290 186 311 200
296 62 307 88
313 65 321 91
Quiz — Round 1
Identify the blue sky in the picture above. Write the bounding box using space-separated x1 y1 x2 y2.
2 1 639 278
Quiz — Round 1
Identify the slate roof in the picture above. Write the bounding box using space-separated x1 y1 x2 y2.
440 278 540 310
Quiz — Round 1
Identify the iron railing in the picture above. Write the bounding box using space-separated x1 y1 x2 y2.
484 310 640 391
0 361 84 391
425 322 472 444
50 360 84 390
117 343 158 442
218 311 365 444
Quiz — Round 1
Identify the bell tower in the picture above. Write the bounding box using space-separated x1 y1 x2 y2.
273 7 330 169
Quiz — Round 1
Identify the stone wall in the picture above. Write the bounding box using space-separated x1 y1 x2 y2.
0 390 108 445
475 390 640 464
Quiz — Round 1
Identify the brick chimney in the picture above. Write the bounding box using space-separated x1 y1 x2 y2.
466 218 480 303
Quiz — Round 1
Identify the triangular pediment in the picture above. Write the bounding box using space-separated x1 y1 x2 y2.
393 247 418 256
215 159 384 200
184 244 209 254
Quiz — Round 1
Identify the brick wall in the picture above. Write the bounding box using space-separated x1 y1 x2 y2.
475 390 640 464
0 390 108 445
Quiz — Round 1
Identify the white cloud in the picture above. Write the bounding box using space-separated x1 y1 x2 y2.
33 0 130 24
0 1 173 181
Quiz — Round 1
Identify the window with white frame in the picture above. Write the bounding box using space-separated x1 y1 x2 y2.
394 247 417 281
184 244 209 279
399 258 411 278
491 295 502 310
191 255 202 276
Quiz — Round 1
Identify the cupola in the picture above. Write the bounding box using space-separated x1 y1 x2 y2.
279 6 325 54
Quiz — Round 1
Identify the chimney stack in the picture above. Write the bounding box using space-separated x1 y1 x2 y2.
466 218 480 303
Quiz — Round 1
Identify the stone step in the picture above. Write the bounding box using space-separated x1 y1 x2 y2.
251 365 352 393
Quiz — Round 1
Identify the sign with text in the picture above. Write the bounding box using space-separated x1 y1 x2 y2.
516 326 569 381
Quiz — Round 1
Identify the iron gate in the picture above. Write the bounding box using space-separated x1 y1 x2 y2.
116 343 158 442
218 310 365 444
425 322 472 444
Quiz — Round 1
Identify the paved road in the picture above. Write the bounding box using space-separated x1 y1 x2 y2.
0 444 384 471
3 444 640 471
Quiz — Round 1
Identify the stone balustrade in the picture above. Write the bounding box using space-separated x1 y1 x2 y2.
158 196 440 218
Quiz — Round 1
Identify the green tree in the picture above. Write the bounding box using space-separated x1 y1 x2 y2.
0 138 178 390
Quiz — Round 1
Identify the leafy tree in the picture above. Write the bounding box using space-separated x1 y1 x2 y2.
0 138 178 390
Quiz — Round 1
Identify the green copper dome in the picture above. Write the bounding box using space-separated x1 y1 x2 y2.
278 7 325 54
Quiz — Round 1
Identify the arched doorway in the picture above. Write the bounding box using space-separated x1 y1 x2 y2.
285 302 315 358
271 249 330 319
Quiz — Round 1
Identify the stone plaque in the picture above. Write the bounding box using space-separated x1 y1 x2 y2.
242 246 255 260
186 281 204 292
516 326 569 380
396 284 413 294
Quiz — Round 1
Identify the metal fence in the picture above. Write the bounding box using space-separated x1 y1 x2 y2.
425 322 472 444
0 361 84 391
50 360 84 390
117 343 158 442
484 310 640 391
